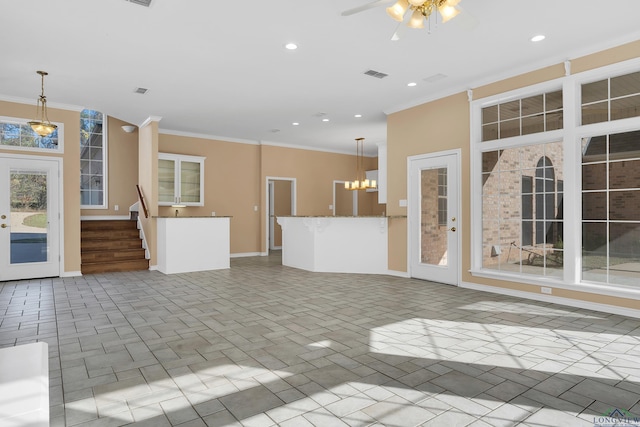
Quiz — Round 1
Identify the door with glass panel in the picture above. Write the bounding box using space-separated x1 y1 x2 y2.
409 152 460 285
0 157 60 281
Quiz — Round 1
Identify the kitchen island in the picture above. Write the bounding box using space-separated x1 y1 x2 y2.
156 216 230 274
276 216 388 274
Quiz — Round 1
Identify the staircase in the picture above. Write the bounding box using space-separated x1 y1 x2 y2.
81 220 149 274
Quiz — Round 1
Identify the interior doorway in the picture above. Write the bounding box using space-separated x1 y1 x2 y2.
333 181 357 216
266 177 296 252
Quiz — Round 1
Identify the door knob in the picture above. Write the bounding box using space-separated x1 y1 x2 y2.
449 226 456 232
0 214 6 219
1 224 7 228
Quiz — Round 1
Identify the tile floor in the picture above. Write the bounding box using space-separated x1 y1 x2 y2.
1 254 640 426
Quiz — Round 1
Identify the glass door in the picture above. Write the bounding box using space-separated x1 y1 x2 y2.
0 157 60 281
409 151 460 285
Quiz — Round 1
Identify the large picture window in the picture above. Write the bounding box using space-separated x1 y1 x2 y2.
80 110 106 207
481 90 563 142
581 130 640 286
473 64 640 295
481 142 564 278
581 71 640 125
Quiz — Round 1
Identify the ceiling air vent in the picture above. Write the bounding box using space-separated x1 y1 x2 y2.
134 87 149 94
364 70 388 79
423 73 447 83
126 0 152 7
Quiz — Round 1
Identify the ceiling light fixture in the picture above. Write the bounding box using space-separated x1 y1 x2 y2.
407 82 417 87
387 0 461 30
345 138 377 191
531 34 546 42
354 114 362 118
284 43 298 50
28 71 58 137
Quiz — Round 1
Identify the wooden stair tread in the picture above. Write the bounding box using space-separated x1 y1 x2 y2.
81 259 150 274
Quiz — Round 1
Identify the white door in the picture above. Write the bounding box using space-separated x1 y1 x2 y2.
0 157 60 281
408 151 460 285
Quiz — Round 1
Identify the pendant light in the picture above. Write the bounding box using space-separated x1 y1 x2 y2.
28 71 58 137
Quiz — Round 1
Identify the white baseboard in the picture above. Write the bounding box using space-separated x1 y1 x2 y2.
386 269 410 278
80 215 131 220
461 281 640 319
60 270 82 277
231 252 265 258
149 265 158 271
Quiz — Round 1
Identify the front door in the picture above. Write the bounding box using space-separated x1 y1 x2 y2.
0 156 60 281
408 151 460 285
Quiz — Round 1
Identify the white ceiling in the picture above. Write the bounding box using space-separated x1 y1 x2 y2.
2 0 640 155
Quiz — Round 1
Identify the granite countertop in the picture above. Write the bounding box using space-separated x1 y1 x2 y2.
277 215 406 218
153 216 232 218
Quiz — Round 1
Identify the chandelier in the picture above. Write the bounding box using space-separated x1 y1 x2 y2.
387 0 461 29
345 138 377 191
28 71 58 137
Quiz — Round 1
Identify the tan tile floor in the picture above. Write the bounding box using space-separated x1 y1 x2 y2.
2 253 640 426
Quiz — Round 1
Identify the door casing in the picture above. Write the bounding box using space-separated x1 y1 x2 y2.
407 149 461 285
0 154 62 281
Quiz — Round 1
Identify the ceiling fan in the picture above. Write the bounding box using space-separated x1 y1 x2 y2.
341 0 463 41
341 0 395 17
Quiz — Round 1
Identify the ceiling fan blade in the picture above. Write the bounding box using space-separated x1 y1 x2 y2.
391 14 407 42
341 0 394 17
390 21 403 41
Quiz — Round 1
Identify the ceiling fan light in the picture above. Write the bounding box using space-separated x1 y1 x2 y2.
386 0 409 22
407 9 425 28
438 4 459 22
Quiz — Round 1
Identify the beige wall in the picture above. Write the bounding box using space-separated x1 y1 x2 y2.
158 135 262 254
154 139 384 255
0 100 82 274
138 120 159 266
260 145 383 252
387 92 470 272
386 40 640 309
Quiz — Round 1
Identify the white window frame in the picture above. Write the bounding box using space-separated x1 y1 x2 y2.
470 57 640 300
0 115 64 153
80 111 108 209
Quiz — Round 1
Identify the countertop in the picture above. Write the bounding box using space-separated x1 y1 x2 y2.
153 216 232 218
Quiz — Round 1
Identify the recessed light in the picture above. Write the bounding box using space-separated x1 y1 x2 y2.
322 118 330 122
407 82 417 87
354 114 362 118
531 34 545 42
284 43 298 50
292 122 299 126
